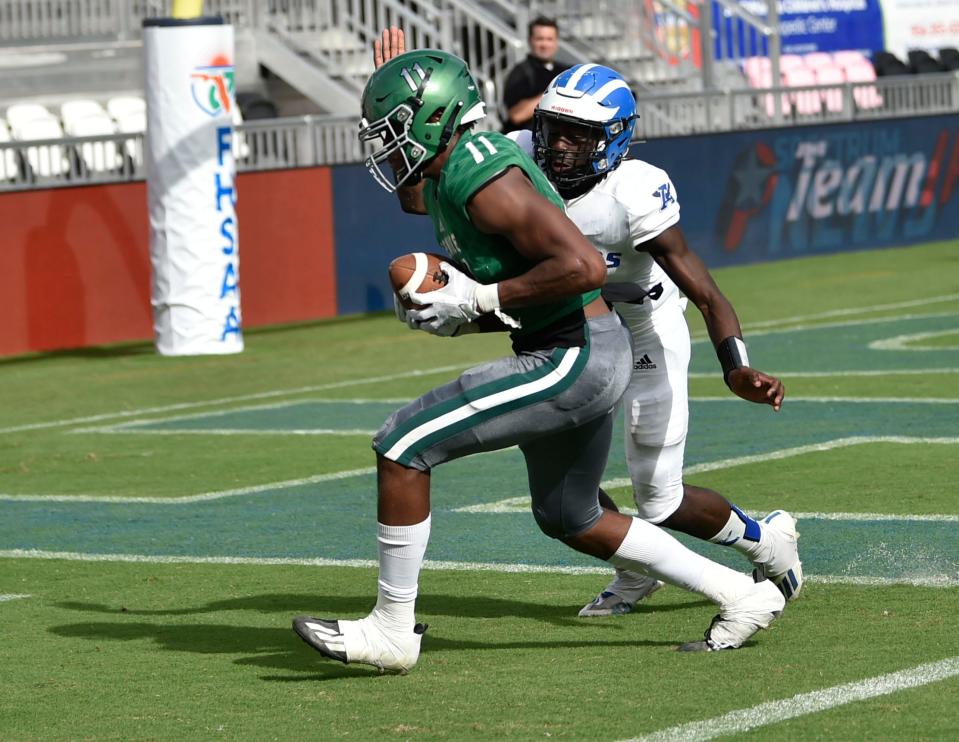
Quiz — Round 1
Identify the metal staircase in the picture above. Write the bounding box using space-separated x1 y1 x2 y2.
251 0 537 126
247 0 781 121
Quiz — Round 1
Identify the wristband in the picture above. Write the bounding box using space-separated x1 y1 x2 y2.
717 336 749 387
475 283 501 313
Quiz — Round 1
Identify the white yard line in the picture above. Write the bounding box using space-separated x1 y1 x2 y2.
691 309 959 343
740 293 959 329
620 656 959 742
459 437 959 511
689 368 959 379
791 511 959 522
812 575 959 587
454 494 959 521
749 308 959 337
4 436 956 505
600 436 959 490
0 549 603 573
70 397 409 434
0 594 30 602
870 329 959 351
5 302 956 437
681 396 959 403
77 428 379 437
454 497 530 513
69 395 959 437
0 365 467 435
0 550 956 588
0 467 376 504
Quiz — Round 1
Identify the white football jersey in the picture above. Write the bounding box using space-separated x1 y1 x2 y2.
509 130 683 330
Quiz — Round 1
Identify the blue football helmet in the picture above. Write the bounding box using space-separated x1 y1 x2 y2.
533 64 637 190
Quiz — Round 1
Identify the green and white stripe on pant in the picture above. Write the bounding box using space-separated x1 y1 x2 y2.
375 343 590 469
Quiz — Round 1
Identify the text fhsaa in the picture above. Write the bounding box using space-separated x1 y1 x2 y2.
215 126 241 342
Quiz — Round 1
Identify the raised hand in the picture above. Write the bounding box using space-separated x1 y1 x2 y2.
373 26 406 69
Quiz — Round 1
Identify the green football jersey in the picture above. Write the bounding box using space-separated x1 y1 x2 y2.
422 130 599 337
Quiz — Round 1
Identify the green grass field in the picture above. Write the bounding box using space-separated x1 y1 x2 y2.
2 242 958 740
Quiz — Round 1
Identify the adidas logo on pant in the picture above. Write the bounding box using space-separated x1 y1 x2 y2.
633 353 657 370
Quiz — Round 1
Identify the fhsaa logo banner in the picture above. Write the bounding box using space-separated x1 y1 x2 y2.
191 56 235 117
143 21 243 355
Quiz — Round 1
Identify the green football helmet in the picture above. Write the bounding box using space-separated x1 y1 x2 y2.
358 49 486 192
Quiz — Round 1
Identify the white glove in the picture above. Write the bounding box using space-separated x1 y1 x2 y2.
408 261 499 335
409 311 478 337
392 293 418 330
407 306 468 336
393 293 408 322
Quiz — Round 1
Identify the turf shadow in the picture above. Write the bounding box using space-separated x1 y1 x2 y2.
55 592 708 625
48 620 359 679
418 593 709 627
48 590 711 680
55 593 377 618
47 618 690 683
0 343 156 366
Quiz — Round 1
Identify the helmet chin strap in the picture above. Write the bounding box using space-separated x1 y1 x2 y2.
399 67 432 185
436 100 464 153
399 65 467 180
406 97 464 183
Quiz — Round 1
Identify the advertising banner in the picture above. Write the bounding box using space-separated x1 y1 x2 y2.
143 18 242 355
638 115 959 267
880 0 959 58
329 115 959 313
727 0 885 55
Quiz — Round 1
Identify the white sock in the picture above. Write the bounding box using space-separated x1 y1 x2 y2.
709 504 768 562
371 515 431 632
609 518 753 607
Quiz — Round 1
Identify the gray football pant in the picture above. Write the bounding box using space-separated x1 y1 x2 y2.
373 312 632 538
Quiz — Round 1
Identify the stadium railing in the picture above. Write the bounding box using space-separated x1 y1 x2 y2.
635 71 959 138
0 0 257 42
2 72 957 192
0 113 364 191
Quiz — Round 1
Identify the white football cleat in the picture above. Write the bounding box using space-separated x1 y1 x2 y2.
752 510 804 601
678 579 785 652
578 570 664 617
292 614 427 674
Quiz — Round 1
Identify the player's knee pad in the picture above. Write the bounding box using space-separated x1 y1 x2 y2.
633 479 684 523
627 440 685 523
531 496 603 540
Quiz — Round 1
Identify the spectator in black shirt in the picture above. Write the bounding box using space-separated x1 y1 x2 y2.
501 16 571 133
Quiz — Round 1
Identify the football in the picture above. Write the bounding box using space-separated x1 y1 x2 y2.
389 252 450 309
